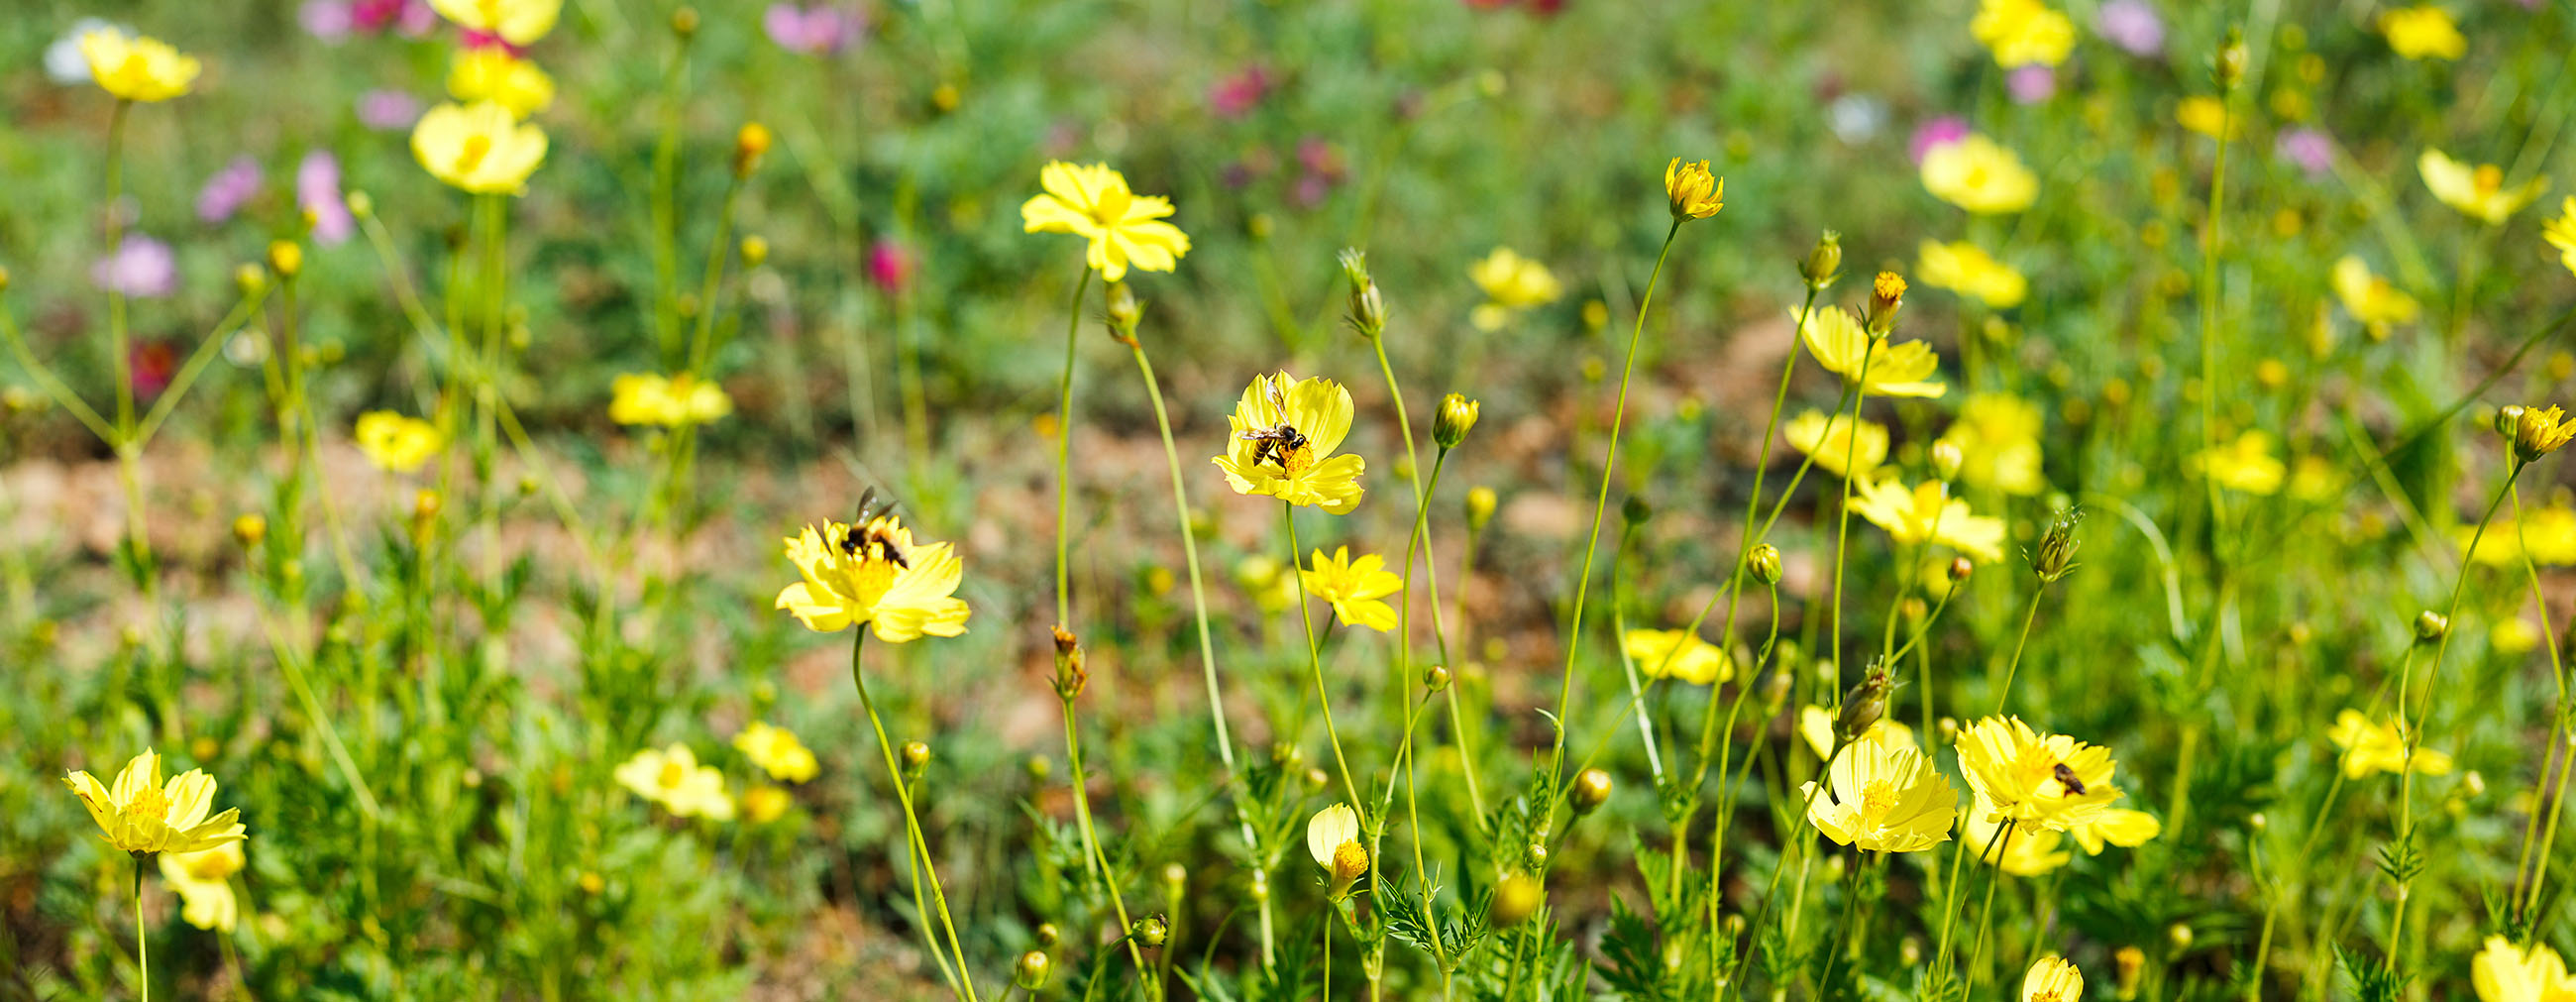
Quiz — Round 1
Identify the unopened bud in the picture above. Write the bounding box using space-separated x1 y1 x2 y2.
2030 507 2084 583
1465 486 1498 531
1621 494 1652 527
2498 405 2527 436
1035 922 1060 947
1948 556 1974 583
2415 611 2449 642
1339 248 1387 337
2215 30 2248 91
1760 668 1793 715
1865 272 1906 336
734 123 772 177
1490 872 1545 928
2114 946 2146 1000
1304 767 1329 792
1747 543 1783 586
1015 950 1051 990
1161 861 1187 890
1436 393 1480 450
670 6 699 38
232 513 267 547
1801 231 1843 290
0 266 11 291
902 740 931 779
1931 440 1964 482
1570 768 1612 815
1423 664 1450 693
235 263 268 296
1051 624 1088 700
2167 923 2194 949
1133 915 1168 947
1104 281 1141 334
739 235 768 268
345 190 374 220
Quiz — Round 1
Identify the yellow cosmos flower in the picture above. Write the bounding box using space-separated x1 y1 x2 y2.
355 410 444 473
1916 240 2026 309
1966 812 2073 876
2459 503 2576 567
1664 159 1725 221
2022 955 2086 1002
732 722 819 783
2192 429 2287 496
1300 546 1402 632
1937 393 2046 496
2331 256 2420 336
159 841 245 932
1802 736 1955 853
1922 134 2038 215
775 512 972 642
2544 199 2576 277
2472 936 2576 1002
1799 707 1915 760
448 49 555 119
63 749 248 856
2515 404 2576 462
2495 616 2544 655
2381 5 2467 60
2327 710 2452 779
1801 305 1948 398
1234 555 1300 612
80 29 201 103
1784 408 1889 480
2176 96 2241 140
1306 803 1367 898
609 373 733 427
2421 149 2548 225
412 101 549 195
1956 716 2123 833
2068 807 2162 855
1019 162 1191 282
1849 478 2006 562
741 785 794 824
1213 371 1365 513
1468 247 1564 331
1971 0 2076 67
614 744 735 820
1624 628 1732 686
430 0 564 46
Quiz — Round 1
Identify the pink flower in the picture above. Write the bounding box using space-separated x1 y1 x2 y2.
2006 64 2057 104
1209 64 1271 119
2275 128 2333 177
1908 116 1971 165
301 0 356 42
351 0 435 36
93 236 178 299
866 239 912 293
765 4 856 55
459 30 527 56
2096 0 2165 56
299 152 353 246
357 89 423 131
197 157 262 224
130 341 178 400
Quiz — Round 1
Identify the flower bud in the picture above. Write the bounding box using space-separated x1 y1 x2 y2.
1133 915 1168 947
1570 768 1612 815
2215 30 2248 91
1930 440 1964 482
1620 494 1652 527
734 122 772 177
1247 868 1270 902
1801 230 1843 289
1161 861 1188 891
1423 664 1451 693
739 236 768 268
235 263 268 296
902 740 931 780
1339 248 1387 337
2166 922 2194 949
1835 661 1893 744
1747 543 1783 586
1937 717 1960 744
1465 486 1498 531
1035 923 1061 947
2030 507 2083 583
1435 393 1480 450
2114 946 2146 1000
1489 872 1545 928
1016 950 1051 990
2498 405 2527 436
1664 158 1724 221
1051 624 1089 700
267 241 304 280
1948 556 1974 583
1104 281 1142 335
0 266 11 291
232 513 268 548
671 6 699 38
2415 611 2449 642
1865 272 1907 336
1760 668 1793 715
345 190 375 220
1304 767 1329 793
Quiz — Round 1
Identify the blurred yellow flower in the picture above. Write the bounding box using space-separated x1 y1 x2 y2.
1966 812 2072 875
1020 162 1191 281
1801 306 1948 398
1800 706 1915 760
2459 503 2576 567
1850 479 2006 562
1922 134 2038 214
741 785 793 824
1234 555 1300 612
1916 240 2026 309
733 722 818 783
159 841 245 932
355 410 444 473
2176 96 2240 140
1664 159 1725 221
2493 616 2542 656
2544 198 2576 277
430 0 563 46
412 101 549 195
2420 149 2547 225
63 749 248 856
609 373 733 427
2022 955 2086 1002
448 49 555 119
2289 454 2347 502
1971 0 2076 67
1956 716 2123 833
1213 371 1366 513
2331 256 2420 336
2068 807 2162 855
1785 409 1888 480
2328 710 2451 779
1469 248 1564 331
1803 736 1955 853
1300 546 1402 632
1625 628 1731 686
1306 803 1367 898
775 512 972 642
1937 393 2046 496
2472 935 2576 1002
2380 5 2467 60
80 29 201 103
2192 430 2286 496
614 744 735 820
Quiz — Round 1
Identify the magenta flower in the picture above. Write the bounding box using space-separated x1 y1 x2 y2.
93 236 178 299
130 341 178 400
1209 65 1272 119
866 239 912 293
2276 128 2334 177
357 89 423 131
301 0 356 42
299 152 353 246
2006 65 2057 104
765 4 856 55
197 157 262 224
1908 116 1971 165
2096 0 2165 56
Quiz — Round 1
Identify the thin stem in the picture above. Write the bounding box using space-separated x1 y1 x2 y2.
1061 695 1149 983
851 632 979 1002
2198 84 2235 546
1285 503 1363 807
1992 588 2045 716
134 854 149 1002
1053 266 1093 628
1826 337 1878 711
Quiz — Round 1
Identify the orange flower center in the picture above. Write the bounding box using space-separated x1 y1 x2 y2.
2474 165 2504 195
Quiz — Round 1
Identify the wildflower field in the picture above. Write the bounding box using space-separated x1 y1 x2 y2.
9 0 2576 998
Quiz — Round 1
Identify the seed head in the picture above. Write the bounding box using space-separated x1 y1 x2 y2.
1051 625 1088 700
1835 661 1895 744
1339 248 1387 337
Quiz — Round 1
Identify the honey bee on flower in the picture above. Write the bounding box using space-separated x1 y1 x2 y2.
1213 372 1365 513
776 494 971 642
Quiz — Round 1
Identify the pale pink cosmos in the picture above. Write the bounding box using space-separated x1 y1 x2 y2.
197 157 262 224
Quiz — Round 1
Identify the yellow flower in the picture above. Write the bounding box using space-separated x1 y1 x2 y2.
732 722 818 783
63 749 248 856
1300 546 1402 632
2514 404 2576 462
1803 737 1954 853
2068 807 2162 855
354 410 444 473
609 373 733 427
1955 716 2123 833
2331 256 2420 335
2327 710 2452 780
2544 198 2576 277
613 743 736 821
159 842 245 932
741 785 794 824
1468 248 1564 331
2176 96 2241 140
1664 159 1725 221
1019 162 1191 281
1784 409 1889 480
2193 430 2287 496
1849 479 2006 562
80 29 201 103
1922 134 2039 215
1624 628 1732 686
1213 371 1366 513
2459 503 2576 567
2495 616 2543 655
1971 0 2076 67
1937 393 2046 496
775 512 972 642
2290 455 2347 502
2380 5 2467 61
1801 305 1948 398
1306 803 1367 898
412 101 549 195
1966 812 2073 876
1799 706 1916 760
447 49 555 119
2022 955 2086 1002
429 0 564 46
1916 240 2026 309
2420 149 2548 225
1234 555 1300 612
2472 936 2576 1002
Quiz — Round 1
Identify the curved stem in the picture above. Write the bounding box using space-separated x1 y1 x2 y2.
852 632 979 1001
1053 266 1093 628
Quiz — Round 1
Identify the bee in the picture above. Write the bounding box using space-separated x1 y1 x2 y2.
2051 762 2087 796
838 488 911 569
1237 377 1308 470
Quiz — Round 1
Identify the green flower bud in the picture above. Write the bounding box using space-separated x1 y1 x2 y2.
1436 393 1480 450
1801 230 1843 290
1747 544 1783 587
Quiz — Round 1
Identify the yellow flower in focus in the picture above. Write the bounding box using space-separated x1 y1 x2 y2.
2193 430 2286 495
1971 0 2076 67
613 744 736 820
448 49 555 119
2328 710 2452 780
2331 256 2420 336
412 101 549 195
1955 716 2123 833
1019 162 1191 281
775 512 972 642
2515 405 2576 463
2176 96 2241 140
1300 547 1402 632
2068 807 2162 855
1937 393 2046 496
355 410 444 473
733 722 818 783
80 29 201 103
2420 149 2548 225
430 0 564 46
159 842 245 932
1802 737 1955 853
2021 955 2086 1002
1468 248 1564 331
1849 479 2006 562
63 749 248 856
1799 706 1916 760
1213 371 1366 513
1664 159 1725 221
2543 198 2576 277
1624 628 1732 686
1916 240 2026 309
1801 306 1948 398
1922 134 2039 215
1784 409 1888 480
2380 5 2467 61
2471 935 2576 1002
1306 803 1368 898
609 373 733 427
741 785 794 824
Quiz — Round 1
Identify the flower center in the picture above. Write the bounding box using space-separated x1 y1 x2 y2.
457 134 493 173
658 760 688 790
1858 778 1900 825
123 786 170 824
2475 165 2504 195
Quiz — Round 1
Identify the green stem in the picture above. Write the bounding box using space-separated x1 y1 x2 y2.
1826 336 1879 707
2198 84 2235 547
1992 587 2045 716
1285 502 1363 808
851 632 979 1001
1061 695 1150 984
134 855 149 1002
1053 266 1093 628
